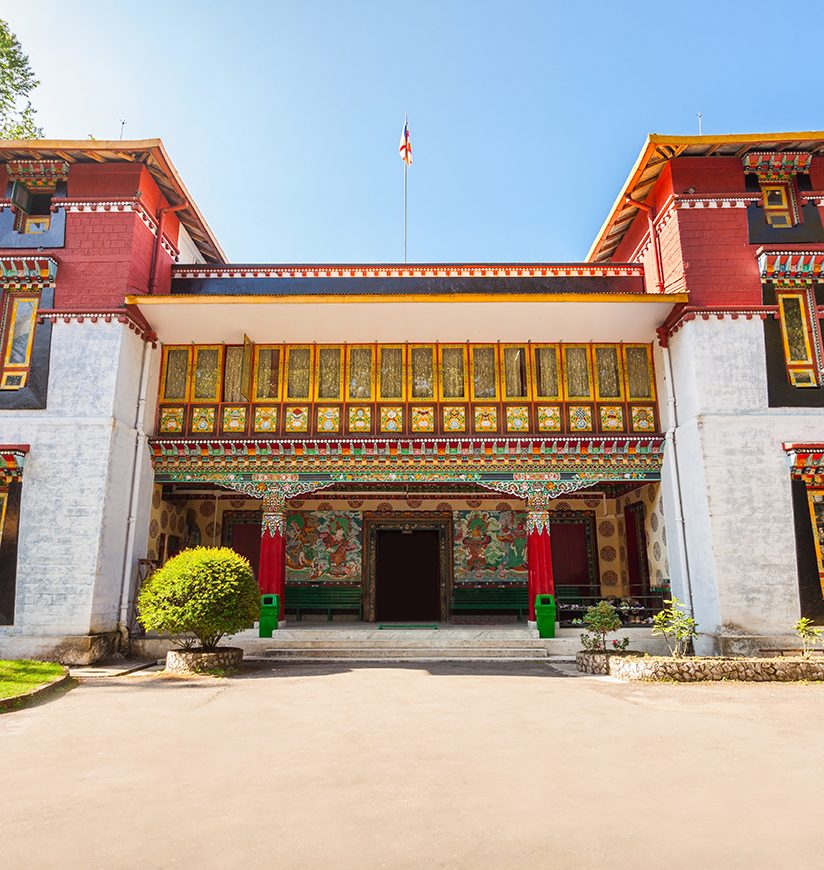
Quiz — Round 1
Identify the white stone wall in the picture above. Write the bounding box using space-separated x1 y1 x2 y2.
0 321 160 657
663 317 823 651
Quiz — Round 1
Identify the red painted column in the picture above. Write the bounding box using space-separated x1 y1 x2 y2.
527 509 555 621
258 503 286 617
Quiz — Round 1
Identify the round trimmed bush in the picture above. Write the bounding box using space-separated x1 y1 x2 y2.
137 547 260 651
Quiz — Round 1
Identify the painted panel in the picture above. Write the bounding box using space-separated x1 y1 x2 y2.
453 510 528 584
286 511 362 584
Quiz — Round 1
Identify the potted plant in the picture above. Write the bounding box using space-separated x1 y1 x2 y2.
137 547 260 674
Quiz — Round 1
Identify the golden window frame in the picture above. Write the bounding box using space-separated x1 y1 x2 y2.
284 344 314 400
561 344 594 401
377 344 406 401
314 344 345 401
407 344 438 400
469 344 500 401
252 344 283 403
499 343 532 400
621 344 656 400
0 292 39 390
190 345 224 403
437 344 468 401
593 344 625 402
345 344 376 402
807 487 824 595
531 344 561 400
159 345 192 402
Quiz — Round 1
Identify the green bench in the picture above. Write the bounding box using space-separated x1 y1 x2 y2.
285 585 363 621
451 586 529 621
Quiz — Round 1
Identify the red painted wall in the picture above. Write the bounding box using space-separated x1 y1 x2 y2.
1 161 180 308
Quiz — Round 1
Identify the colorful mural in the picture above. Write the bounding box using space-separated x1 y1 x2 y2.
453 510 528 584
285 511 362 583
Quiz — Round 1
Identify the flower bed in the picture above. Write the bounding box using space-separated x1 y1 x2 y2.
576 652 824 682
166 647 244 675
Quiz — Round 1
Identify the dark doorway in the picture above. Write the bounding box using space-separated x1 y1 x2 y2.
624 503 650 596
550 521 594 595
375 530 440 621
223 512 262 580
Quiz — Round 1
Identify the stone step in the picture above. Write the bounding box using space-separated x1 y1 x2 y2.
263 646 550 660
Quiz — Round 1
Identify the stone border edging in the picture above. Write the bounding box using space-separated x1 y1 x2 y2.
166 647 244 675
576 652 824 681
0 669 71 712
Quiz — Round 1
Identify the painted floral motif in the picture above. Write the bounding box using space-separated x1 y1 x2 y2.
442 406 466 432
537 405 561 432
222 406 247 433
191 406 216 434
159 407 184 434
253 406 278 433
380 406 404 432
436 502 453 512
568 405 593 432
631 406 656 432
454 510 528 583
474 406 498 432
505 406 530 432
598 519 615 537
410 406 435 432
348 406 372 433
316 407 341 433
285 406 309 433
600 545 617 562
285 511 362 583
602 570 619 586
599 405 624 432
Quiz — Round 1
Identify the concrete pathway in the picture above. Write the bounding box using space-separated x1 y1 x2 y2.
2 661 823 869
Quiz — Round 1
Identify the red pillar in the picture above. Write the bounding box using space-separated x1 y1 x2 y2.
258 506 286 616
527 510 555 621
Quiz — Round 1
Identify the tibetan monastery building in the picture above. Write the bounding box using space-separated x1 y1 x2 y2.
0 132 822 662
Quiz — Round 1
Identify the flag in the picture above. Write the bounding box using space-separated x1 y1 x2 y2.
399 119 412 165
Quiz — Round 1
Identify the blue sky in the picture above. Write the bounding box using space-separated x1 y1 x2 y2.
9 2 824 263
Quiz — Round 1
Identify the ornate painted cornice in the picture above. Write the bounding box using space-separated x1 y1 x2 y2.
758 250 824 283
0 445 29 483
0 257 57 290
784 442 824 484
37 305 157 344
743 151 813 181
657 304 776 345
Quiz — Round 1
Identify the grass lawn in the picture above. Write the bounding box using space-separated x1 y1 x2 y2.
0 660 66 700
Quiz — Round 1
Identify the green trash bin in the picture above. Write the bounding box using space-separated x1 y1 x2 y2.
535 594 557 639
259 593 280 638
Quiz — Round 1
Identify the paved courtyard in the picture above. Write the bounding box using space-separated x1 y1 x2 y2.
2 661 823 869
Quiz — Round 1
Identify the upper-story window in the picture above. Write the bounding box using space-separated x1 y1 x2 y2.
761 183 795 228
743 151 812 230
5 160 68 241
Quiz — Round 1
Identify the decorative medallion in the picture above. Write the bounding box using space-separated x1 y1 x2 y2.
380 406 404 432
160 509 168 529
496 502 511 511
349 406 372 433
149 518 158 538
650 512 658 532
584 498 601 508
602 570 619 586
285 406 309 433
568 406 593 432
316 407 341 433
253 406 279 433
537 405 562 432
599 405 624 432
442 406 466 432
376 502 392 513
406 498 422 507
410 406 435 432
474 406 498 433
466 499 482 508
600 545 616 562
505 406 530 432
205 521 221 539
152 488 161 509
653 541 661 561
191 407 216 434
159 406 184 434
222 406 247 433
230 499 246 508
598 519 615 537
631 406 656 432
317 502 334 511
347 499 363 508
554 502 571 511
200 500 215 517
436 502 453 512
290 500 305 508
619 546 626 561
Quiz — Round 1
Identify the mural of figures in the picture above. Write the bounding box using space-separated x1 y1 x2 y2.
453 510 528 583
286 511 363 583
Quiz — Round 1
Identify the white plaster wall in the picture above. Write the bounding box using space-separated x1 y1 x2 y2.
665 317 822 648
0 321 154 649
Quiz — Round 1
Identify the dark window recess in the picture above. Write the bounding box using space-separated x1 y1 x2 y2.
747 202 824 244
0 180 66 249
0 482 22 625
791 480 824 622
762 282 824 408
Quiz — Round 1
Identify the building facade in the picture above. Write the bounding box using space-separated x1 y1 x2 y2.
0 133 821 662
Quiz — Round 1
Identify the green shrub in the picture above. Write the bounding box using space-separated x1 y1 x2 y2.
137 547 259 651
579 600 623 652
794 617 823 659
651 597 697 658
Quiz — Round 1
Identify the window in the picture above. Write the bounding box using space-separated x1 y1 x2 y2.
623 346 654 399
191 346 223 402
563 345 592 399
378 346 404 400
409 346 435 398
470 346 498 400
316 346 343 400
595 345 624 400
347 346 374 400
502 345 529 399
285 346 312 399
776 291 820 387
0 294 39 390
761 183 796 228
439 346 467 400
161 347 191 401
254 346 281 401
11 180 53 235
533 345 560 399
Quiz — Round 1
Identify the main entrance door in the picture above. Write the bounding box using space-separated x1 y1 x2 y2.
375 529 440 621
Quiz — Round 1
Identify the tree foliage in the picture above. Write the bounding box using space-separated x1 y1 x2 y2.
579 600 623 652
137 547 260 651
794 617 823 659
651 597 698 658
0 19 42 139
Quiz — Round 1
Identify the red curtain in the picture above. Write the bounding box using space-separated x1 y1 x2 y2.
527 527 555 620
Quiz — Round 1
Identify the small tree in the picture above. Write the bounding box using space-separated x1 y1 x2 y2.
794 617 823 659
0 20 43 138
137 547 260 651
580 600 625 652
652 597 698 658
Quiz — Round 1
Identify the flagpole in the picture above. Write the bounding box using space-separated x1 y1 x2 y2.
403 113 408 263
